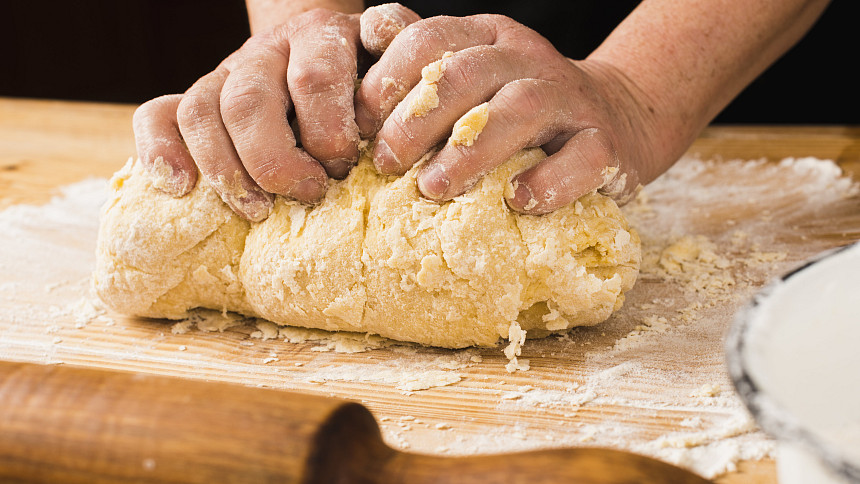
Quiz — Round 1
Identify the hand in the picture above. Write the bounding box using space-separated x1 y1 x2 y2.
132 5 420 221
355 13 660 214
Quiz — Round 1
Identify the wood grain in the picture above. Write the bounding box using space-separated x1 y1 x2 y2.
2 97 858 483
687 124 860 178
0 98 135 209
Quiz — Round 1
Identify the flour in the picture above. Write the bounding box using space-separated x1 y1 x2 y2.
306 362 463 392
1 156 858 480
739 241 860 481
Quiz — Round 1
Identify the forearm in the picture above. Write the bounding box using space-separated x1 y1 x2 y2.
588 0 830 182
246 0 363 34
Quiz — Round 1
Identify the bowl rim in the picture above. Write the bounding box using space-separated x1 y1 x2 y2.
726 242 860 482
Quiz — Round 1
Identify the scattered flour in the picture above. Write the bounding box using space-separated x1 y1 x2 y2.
1 156 858 480
307 363 462 392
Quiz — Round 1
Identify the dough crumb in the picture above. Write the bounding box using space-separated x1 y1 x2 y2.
503 321 528 373
402 51 453 120
449 102 489 147
171 320 193 335
250 320 280 340
689 383 722 398
193 310 245 333
655 236 734 297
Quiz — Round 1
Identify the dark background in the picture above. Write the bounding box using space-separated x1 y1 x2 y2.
2 0 856 123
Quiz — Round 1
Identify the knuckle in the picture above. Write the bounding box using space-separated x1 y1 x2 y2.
398 18 446 55
270 23 292 47
246 150 311 195
473 13 519 39
476 13 515 27
436 56 473 98
247 160 282 193
388 116 418 148
220 80 272 125
307 133 356 162
133 94 178 127
435 46 500 102
288 58 343 96
176 91 217 130
287 8 341 36
496 80 548 120
133 98 158 123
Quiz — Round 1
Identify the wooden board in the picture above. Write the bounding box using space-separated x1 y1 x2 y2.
2 97 859 483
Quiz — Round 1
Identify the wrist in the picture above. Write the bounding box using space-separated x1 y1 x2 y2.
585 0 832 185
246 0 364 34
573 57 681 187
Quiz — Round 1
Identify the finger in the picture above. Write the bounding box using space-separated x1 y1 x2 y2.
220 34 328 202
133 94 196 197
286 10 362 178
374 44 533 175
416 79 562 200
178 66 274 222
360 3 421 56
354 15 498 138
506 128 618 215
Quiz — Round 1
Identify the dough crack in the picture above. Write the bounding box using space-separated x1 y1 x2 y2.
354 179 373 330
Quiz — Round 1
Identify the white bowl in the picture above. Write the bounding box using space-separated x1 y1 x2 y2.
727 242 860 484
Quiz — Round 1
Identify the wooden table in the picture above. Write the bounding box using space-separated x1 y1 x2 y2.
2 97 859 483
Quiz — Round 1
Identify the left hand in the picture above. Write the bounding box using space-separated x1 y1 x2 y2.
132 4 421 222
355 13 661 214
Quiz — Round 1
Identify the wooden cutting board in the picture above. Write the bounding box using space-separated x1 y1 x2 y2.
2 97 859 483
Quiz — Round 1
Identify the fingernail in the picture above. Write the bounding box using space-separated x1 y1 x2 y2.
210 172 273 222
172 170 195 197
418 165 449 200
354 102 377 138
322 158 354 180
146 155 189 197
290 177 326 203
507 181 539 213
238 192 274 223
373 139 403 174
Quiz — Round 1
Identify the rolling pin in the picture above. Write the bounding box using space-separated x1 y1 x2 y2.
0 361 710 483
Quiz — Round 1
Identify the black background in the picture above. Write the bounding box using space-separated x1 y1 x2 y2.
2 0 856 123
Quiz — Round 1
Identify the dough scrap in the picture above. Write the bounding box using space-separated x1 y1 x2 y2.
95 148 640 348
402 51 453 120
450 103 489 147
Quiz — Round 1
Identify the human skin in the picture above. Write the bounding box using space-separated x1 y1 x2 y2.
133 0 831 220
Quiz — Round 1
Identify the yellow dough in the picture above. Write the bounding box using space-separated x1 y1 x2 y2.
94 148 640 348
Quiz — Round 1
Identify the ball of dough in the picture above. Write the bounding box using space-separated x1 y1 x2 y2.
95 148 640 348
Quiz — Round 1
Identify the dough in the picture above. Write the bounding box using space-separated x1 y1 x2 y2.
94 148 640 348
450 103 489 147
402 51 452 120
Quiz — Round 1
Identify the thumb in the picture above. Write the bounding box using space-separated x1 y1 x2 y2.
360 3 422 56
506 128 621 215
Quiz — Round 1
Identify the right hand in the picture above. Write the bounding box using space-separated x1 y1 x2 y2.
132 4 420 222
